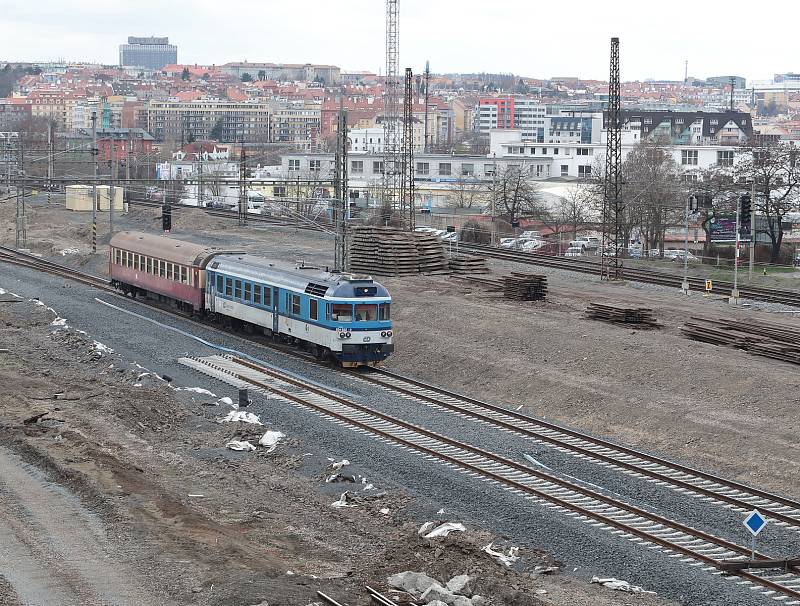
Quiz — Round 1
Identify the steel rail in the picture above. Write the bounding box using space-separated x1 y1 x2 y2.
184 354 800 602
350 366 800 527
460 243 800 307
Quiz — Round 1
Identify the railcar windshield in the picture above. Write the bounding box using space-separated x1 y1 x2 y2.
331 303 353 322
379 303 391 321
354 304 378 322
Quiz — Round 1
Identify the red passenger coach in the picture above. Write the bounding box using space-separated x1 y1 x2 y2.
109 231 237 312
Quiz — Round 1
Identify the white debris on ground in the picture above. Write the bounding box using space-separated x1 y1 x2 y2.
215 396 237 409
482 543 520 567
176 387 217 397
92 341 114 355
220 410 262 425
418 521 466 539
51 317 68 327
325 459 351 483
58 247 82 256
225 440 256 452
330 491 357 508
590 576 656 594
388 571 486 606
258 430 285 452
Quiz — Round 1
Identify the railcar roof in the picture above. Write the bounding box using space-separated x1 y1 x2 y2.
110 231 243 267
211 254 390 299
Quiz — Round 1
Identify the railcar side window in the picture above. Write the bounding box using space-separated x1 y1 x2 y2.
146 258 152 274
291 294 301 316
114 249 120 265
355 304 377 321
331 304 353 322
216 275 223 293
379 303 391 321
310 299 318 320
128 253 133 268
180 266 188 284
244 282 251 302
159 261 166 278
234 280 242 299
168 263 174 281
225 278 232 296
263 287 272 308
254 285 262 305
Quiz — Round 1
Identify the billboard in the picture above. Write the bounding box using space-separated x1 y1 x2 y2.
708 212 751 242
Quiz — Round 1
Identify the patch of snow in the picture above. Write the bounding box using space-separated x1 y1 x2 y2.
258 430 285 452
221 411 262 425
51 317 68 327
92 341 114 355
225 440 256 452
482 543 519 567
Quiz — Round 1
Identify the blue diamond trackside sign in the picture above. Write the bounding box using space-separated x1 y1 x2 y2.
743 510 767 536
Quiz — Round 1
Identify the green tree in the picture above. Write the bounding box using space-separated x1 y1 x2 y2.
241 72 253 83
209 118 224 141
257 69 266 81
181 67 190 81
201 72 210 81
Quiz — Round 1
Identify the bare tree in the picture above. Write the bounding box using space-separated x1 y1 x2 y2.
540 185 594 241
452 178 487 209
690 166 739 257
735 140 800 263
488 166 544 225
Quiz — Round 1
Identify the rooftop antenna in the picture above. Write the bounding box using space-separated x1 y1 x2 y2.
684 60 688 84
729 76 735 110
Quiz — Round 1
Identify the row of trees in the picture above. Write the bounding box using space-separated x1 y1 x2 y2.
455 137 799 263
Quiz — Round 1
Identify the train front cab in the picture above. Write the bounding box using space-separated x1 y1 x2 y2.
326 300 393 367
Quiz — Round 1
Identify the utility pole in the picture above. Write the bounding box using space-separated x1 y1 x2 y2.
197 144 204 208
730 195 741 304
91 111 98 254
125 130 131 213
748 179 756 281
334 105 349 272
682 195 693 294
46 121 54 205
401 67 415 230
238 136 247 226
15 135 26 249
423 60 430 154
109 132 116 236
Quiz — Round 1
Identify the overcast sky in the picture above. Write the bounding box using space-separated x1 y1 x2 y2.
0 0 792 84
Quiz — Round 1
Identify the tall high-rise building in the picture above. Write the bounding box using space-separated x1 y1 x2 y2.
119 36 177 70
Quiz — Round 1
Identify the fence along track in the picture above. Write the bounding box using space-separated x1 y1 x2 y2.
179 353 800 603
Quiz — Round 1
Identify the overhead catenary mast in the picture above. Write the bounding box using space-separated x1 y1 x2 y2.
423 60 430 153
600 37 623 281
381 0 402 219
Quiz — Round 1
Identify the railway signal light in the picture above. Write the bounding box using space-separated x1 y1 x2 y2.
162 204 172 233
739 195 751 239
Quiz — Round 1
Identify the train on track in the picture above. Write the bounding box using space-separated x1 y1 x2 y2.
108 231 394 367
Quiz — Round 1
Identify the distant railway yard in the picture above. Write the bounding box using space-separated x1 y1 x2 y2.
2 196 800 606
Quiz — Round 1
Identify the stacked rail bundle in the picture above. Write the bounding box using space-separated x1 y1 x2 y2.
501 272 548 301
448 254 490 275
585 303 660 328
413 232 450 275
348 226 420 276
682 317 800 365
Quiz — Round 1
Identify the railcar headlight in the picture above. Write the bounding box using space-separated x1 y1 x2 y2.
345 332 351 339
338 332 346 339
387 330 393 337
381 331 387 337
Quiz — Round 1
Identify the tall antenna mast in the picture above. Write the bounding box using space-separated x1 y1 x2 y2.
381 0 402 219
401 67 415 230
601 37 623 281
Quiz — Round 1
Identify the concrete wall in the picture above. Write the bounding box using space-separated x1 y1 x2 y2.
65 185 124 211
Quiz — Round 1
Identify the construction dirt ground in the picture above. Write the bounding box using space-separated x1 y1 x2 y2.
2 198 799 604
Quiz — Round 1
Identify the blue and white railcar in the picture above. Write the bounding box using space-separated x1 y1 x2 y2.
205 255 394 366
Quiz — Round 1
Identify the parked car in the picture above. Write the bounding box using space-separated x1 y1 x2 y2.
441 231 459 242
519 230 542 240
521 240 545 253
570 236 600 250
414 226 438 233
564 246 584 257
499 237 521 249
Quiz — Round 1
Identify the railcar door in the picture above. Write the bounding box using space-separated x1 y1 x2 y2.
207 271 215 314
272 287 280 334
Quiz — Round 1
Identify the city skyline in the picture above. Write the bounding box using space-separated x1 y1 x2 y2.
0 0 796 84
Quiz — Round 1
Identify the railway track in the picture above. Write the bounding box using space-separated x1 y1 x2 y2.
180 353 800 604
5 249 800 601
348 367 800 531
126 197 326 232
460 243 800 307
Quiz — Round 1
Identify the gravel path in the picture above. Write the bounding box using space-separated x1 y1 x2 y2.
0 261 791 606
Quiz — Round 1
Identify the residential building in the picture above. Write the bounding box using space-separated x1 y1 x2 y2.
119 37 177 71
146 99 272 143
349 120 424 154
221 62 340 85
476 95 546 137
269 101 321 148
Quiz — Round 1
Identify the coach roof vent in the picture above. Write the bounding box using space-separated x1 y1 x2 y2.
339 273 372 282
304 282 329 296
